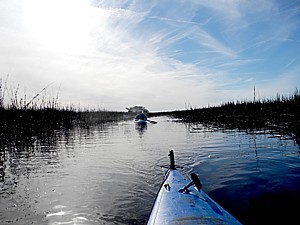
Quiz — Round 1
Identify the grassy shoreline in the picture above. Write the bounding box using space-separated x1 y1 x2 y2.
150 89 300 144
1 80 300 146
0 79 128 149
0 107 127 148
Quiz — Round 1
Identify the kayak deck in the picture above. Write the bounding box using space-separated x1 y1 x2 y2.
147 151 242 225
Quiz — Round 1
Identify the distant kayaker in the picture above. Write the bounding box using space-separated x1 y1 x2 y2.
135 112 147 121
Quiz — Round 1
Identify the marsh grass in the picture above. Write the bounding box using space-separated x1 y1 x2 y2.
0 80 126 151
151 88 300 143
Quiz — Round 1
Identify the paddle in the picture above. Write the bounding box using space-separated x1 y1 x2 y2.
147 119 157 124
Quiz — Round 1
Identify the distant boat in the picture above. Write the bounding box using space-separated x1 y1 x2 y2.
134 112 148 126
147 150 242 225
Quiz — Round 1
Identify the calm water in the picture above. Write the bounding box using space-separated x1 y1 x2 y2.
1 116 300 225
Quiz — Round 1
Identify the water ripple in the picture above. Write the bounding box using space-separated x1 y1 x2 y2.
1 117 300 225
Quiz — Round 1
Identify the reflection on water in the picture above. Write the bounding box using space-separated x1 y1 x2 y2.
1 117 300 225
135 123 147 135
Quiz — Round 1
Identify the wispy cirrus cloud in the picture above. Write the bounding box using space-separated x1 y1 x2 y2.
0 0 299 111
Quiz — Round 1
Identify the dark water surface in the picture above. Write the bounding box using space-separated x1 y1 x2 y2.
1 116 300 225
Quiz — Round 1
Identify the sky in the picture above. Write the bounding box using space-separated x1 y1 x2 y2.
0 0 299 111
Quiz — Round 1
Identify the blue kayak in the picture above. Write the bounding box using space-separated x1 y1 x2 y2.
147 150 242 225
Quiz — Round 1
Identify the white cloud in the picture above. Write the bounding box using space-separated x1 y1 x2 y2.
0 0 299 111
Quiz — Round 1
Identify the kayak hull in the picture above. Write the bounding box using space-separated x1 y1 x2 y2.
147 169 242 225
135 119 147 126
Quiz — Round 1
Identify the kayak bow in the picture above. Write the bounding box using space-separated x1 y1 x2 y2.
147 150 242 225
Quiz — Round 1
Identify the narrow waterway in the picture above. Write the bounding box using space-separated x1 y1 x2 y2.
1 116 300 225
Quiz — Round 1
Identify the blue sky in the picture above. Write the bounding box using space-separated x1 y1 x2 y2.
0 0 299 111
